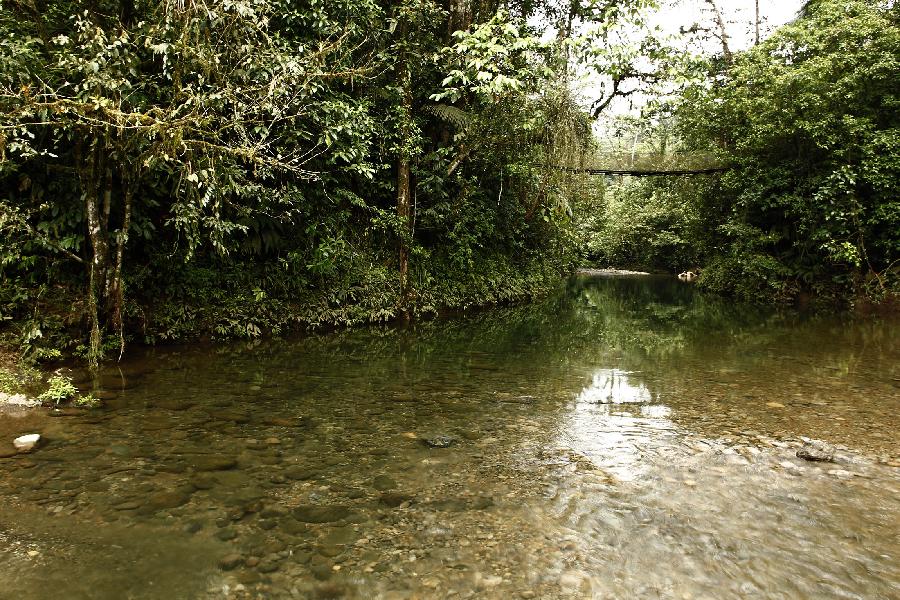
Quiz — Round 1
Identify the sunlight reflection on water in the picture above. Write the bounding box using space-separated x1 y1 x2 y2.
575 369 656 405
563 370 677 481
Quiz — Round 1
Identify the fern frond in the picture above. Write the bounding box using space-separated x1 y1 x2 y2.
423 103 471 129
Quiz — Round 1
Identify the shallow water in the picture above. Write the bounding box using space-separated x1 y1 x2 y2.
1 275 898 599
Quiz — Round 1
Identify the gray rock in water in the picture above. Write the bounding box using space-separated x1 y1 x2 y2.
146 488 193 511
13 434 41 452
259 506 286 519
318 544 344 558
257 556 281 573
191 456 237 471
309 559 334 581
257 519 277 531
112 499 141 511
292 504 352 523
280 519 309 535
344 488 366 499
422 435 456 449
379 492 414 508
190 474 218 490
183 520 204 534
322 526 359 546
284 466 320 481
797 441 836 462
218 553 244 571
372 474 397 491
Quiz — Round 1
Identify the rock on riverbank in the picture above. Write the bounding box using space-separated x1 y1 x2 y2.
0 392 41 409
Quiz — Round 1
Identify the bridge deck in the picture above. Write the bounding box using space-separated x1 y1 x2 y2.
564 152 727 176
567 167 728 176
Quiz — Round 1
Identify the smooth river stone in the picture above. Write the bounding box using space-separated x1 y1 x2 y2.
292 505 352 523
209 410 251 424
379 493 414 508
797 441 835 462
191 456 237 471
279 519 309 536
322 526 359 546
145 488 193 510
256 556 281 573
190 474 218 489
372 475 397 491
112 499 142 511
284 467 320 481
218 553 244 571
13 434 41 451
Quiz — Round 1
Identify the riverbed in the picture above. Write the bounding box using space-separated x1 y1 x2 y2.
1 274 898 599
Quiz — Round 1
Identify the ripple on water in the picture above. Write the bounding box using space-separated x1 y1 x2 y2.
1 275 898 599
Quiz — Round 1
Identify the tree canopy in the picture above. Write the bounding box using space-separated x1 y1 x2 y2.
0 0 664 363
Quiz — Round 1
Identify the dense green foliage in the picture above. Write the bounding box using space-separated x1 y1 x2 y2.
581 174 706 272
2 0 670 363
586 0 899 306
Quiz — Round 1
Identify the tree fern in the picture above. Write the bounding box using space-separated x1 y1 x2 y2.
423 103 471 129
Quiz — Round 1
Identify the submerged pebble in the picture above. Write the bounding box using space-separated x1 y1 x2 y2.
422 436 456 449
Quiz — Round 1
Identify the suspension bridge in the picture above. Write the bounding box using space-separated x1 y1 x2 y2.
563 151 728 176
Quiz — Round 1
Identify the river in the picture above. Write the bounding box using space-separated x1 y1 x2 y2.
1 274 898 599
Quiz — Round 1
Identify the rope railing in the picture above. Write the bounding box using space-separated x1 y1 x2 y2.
560 152 728 176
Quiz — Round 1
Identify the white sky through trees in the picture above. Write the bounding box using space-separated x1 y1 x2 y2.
588 0 805 135
657 0 806 53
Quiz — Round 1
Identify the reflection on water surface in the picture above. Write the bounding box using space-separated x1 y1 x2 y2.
1 275 898 599
576 369 655 405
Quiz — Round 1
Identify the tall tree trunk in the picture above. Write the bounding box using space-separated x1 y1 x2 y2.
705 0 732 63
101 162 113 301
85 186 108 370
77 136 110 369
754 0 760 46
397 156 411 299
447 0 473 41
396 15 415 307
397 83 413 302
112 178 133 361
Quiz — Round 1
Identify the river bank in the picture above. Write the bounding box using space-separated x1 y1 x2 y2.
0 256 572 401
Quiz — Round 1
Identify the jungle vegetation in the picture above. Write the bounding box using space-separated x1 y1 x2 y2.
0 0 897 367
585 0 899 307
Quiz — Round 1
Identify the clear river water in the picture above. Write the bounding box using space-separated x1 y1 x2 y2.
0 274 898 599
